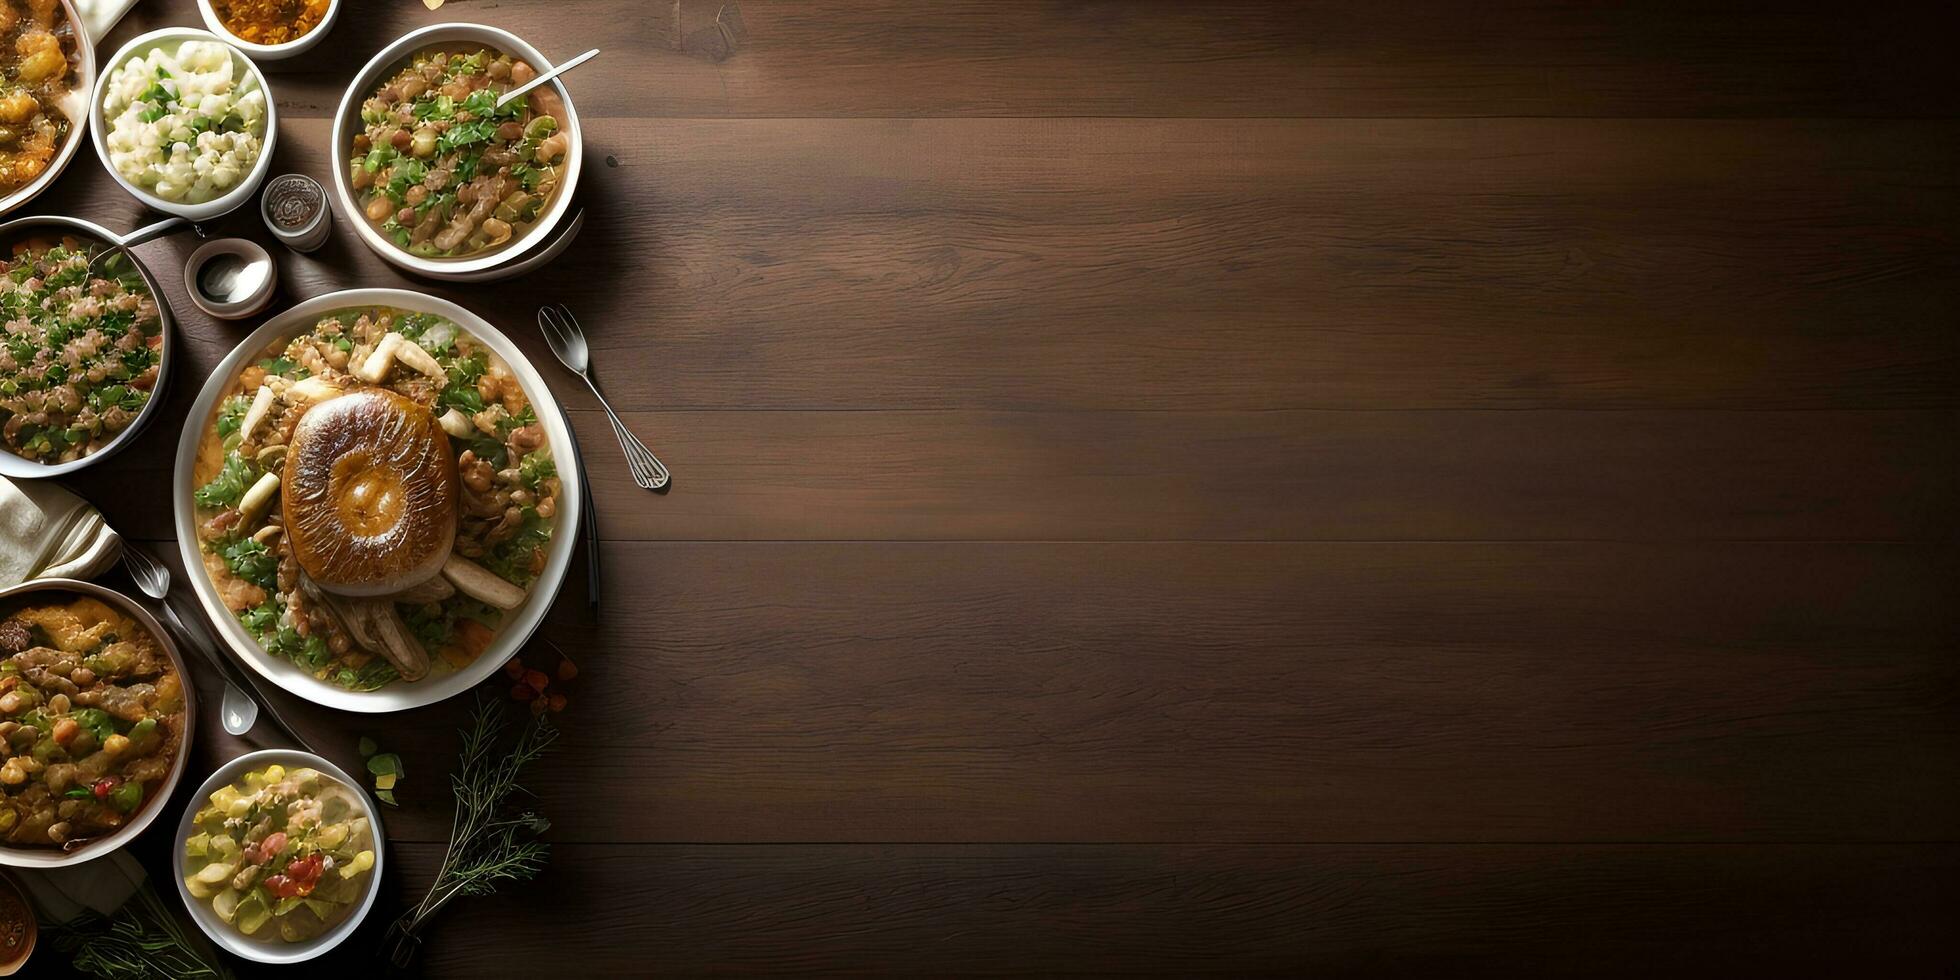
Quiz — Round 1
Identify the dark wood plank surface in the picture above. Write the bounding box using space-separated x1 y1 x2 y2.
18 0 1959 976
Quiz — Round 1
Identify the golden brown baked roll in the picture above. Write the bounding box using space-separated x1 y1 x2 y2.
281 389 458 596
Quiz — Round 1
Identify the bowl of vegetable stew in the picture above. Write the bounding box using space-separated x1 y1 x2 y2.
0 215 176 480
173 288 580 713
330 23 582 281
0 578 196 869
174 748 382 963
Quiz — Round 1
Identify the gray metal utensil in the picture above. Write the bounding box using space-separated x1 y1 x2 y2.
538 304 669 490
496 47 600 109
122 544 309 751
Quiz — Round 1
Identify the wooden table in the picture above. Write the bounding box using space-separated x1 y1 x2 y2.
25 0 1957 975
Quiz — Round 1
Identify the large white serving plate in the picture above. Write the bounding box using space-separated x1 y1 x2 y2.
171 289 581 713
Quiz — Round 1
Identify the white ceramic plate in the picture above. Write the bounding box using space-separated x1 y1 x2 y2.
172 289 582 713
0 0 96 219
330 23 584 281
0 578 197 869
171 748 382 963
89 28 278 222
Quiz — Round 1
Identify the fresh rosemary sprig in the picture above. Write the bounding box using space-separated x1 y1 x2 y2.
384 692 557 968
52 879 233 980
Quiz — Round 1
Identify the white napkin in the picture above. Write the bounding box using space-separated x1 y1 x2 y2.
74 0 143 45
0 477 123 587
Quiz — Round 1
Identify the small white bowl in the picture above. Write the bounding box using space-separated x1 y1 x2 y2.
195 0 341 60
172 749 384 964
0 0 97 219
331 23 584 281
183 237 276 319
90 28 279 222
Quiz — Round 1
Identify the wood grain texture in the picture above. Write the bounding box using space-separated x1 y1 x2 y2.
133 541 1957 845
28 118 1960 413
104 1 1960 118
81 408 1959 542
23 0 1960 975
384 842 1960 976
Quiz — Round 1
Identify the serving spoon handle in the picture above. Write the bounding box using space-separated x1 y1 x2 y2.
496 48 600 109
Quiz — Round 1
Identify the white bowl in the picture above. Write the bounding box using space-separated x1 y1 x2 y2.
331 23 584 281
0 578 198 869
0 215 179 481
172 288 582 713
171 749 383 964
90 28 278 222
0 0 97 218
195 0 341 60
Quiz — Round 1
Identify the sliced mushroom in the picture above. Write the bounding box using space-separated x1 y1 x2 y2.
437 408 475 440
358 600 430 681
393 575 455 603
286 376 344 405
394 338 446 379
256 444 287 468
300 576 430 681
354 332 404 384
441 554 527 609
251 525 283 547
240 385 275 439
238 472 280 528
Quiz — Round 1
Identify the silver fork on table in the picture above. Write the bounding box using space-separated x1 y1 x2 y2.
538 304 670 490
122 544 309 750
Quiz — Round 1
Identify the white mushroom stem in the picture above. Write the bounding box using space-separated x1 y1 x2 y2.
437 408 475 441
394 575 455 603
238 472 280 528
285 376 343 405
394 338 446 379
442 554 526 609
354 332 404 384
240 385 275 439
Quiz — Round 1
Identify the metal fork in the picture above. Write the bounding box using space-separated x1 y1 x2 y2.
122 545 308 751
537 304 669 490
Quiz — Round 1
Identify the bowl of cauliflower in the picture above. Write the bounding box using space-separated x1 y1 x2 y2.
90 28 276 222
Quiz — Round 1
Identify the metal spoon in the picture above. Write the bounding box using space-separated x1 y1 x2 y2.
86 216 190 279
497 48 600 109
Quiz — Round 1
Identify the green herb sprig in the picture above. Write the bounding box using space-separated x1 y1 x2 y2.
51 880 233 980
383 693 557 968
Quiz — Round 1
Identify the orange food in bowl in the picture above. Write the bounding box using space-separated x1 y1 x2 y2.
210 0 328 46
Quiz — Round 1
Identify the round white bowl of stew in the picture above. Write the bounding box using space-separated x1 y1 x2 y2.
173 748 383 963
0 0 96 219
330 23 582 280
0 578 197 869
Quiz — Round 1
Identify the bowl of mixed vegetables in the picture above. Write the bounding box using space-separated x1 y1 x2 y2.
331 23 582 280
174 749 381 962
0 579 195 869
0 216 174 479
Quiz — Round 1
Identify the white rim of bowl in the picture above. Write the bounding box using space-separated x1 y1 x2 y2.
0 214 177 480
171 748 383 963
0 0 97 218
330 23 583 277
0 578 198 869
171 288 582 713
90 28 279 221
193 0 341 60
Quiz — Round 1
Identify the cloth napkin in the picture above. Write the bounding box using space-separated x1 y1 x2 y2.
74 0 143 45
0 477 123 587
